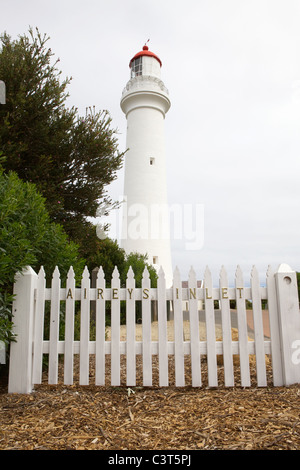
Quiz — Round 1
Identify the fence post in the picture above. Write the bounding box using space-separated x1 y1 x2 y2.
275 263 300 386
8 266 38 393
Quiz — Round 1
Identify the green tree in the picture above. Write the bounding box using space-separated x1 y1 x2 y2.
0 169 84 289
121 252 158 288
0 169 85 348
85 238 158 288
80 235 126 283
0 28 125 246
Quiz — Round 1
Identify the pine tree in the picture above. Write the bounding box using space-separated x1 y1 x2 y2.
0 28 124 244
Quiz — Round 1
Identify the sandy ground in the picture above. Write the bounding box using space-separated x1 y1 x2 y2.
106 320 223 342
106 319 249 342
106 309 270 342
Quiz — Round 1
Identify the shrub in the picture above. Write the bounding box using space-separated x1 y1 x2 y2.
0 169 85 350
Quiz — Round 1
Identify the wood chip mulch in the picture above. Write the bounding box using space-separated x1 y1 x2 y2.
1 355 300 451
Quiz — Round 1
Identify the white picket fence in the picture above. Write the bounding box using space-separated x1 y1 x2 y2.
8 263 300 393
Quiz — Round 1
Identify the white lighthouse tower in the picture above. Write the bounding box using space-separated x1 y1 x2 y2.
120 43 173 287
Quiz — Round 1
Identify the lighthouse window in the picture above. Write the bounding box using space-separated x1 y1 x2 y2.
153 256 158 265
150 157 155 165
131 57 142 78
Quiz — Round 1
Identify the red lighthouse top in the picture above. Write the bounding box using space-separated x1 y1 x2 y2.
129 44 162 68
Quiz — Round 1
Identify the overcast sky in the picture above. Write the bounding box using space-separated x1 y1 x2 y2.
2 0 300 284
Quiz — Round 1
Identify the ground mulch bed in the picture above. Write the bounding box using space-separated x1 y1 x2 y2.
1 354 300 451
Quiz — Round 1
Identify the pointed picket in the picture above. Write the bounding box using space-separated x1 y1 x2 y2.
80 266 90 385
49 266 61 384
188 267 201 387
111 266 120 386
32 266 46 384
219 266 234 387
126 266 136 386
235 266 250 387
24 258 300 391
251 266 267 386
173 266 185 386
204 266 218 387
142 267 152 386
64 266 75 385
158 267 168 386
95 267 106 385
266 265 283 386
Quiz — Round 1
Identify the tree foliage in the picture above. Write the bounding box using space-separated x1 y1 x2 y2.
85 237 158 287
0 27 160 351
121 252 158 288
0 169 84 291
0 28 125 244
0 168 85 347
0 167 84 290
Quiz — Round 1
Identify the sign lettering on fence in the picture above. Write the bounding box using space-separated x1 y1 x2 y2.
7 263 300 394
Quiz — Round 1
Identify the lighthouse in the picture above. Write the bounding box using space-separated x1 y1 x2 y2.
120 43 173 287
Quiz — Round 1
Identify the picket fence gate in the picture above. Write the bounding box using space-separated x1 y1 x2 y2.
8 263 300 394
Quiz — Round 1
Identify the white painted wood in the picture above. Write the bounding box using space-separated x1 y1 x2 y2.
142 267 152 386
266 265 283 386
42 338 272 356
235 266 250 387
126 266 136 386
49 266 61 384
204 266 218 387
188 267 201 387
32 266 46 384
80 266 90 385
219 266 234 387
111 266 120 386
8 267 38 394
275 264 300 385
10 263 300 393
173 267 185 386
64 266 75 385
158 267 168 386
95 267 106 385
251 266 267 386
